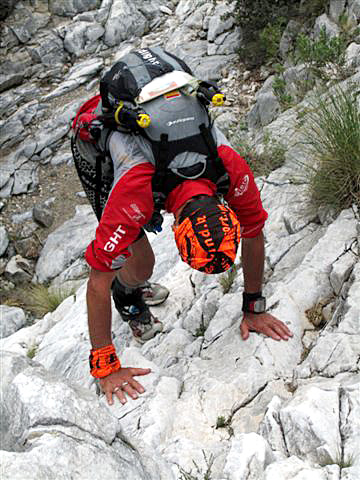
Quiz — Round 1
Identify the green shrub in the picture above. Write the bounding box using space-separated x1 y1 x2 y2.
319 449 355 469
219 263 239 294
230 0 299 67
272 73 294 109
259 17 287 63
216 415 234 436
301 85 360 212
233 134 286 177
233 0 299 36
28 285 75 317
295 27 348 80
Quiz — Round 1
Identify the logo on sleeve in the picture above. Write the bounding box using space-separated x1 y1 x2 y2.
122 203 145 223
104 225 126 253
234 175 249 197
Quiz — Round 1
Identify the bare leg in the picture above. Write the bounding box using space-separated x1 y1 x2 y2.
117 233 155 287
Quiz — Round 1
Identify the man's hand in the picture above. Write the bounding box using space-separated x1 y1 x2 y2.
100 367 151 406
240 312 293 341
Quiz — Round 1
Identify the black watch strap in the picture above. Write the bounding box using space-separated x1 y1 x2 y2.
242 292 266 314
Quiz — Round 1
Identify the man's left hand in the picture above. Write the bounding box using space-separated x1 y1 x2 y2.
240 312 293 341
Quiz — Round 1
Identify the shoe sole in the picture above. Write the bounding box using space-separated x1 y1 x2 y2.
143 291 170 306
132 324 164 344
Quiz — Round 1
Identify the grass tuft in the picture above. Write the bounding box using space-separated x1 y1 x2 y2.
300 84 360 212
5 284 75 318
216 415 234 437
27 345 38 359
319 450 355 469
219 263 239 294
179 450 215 480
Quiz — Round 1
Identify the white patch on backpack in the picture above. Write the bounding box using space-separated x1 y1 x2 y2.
167 117 195 127
234 175 249 197
112 71 122 82
137 49 161 66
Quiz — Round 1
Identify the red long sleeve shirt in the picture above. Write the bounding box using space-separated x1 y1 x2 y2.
85 130 268 272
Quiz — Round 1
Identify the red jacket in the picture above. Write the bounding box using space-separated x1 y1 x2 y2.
85 133 268 272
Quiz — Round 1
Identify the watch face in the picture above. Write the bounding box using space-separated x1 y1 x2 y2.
252 297 266 313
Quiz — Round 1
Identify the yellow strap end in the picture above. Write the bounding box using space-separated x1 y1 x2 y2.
212 93 225 106
137 114 151 128
114 101 124 124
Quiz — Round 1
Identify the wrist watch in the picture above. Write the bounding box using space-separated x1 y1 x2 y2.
242 292 266 314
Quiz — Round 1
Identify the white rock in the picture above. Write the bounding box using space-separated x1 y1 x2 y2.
223 433 275 479
298 332 360 378
264 456 340 479
207 3 234 42
330 250 357 295
279 383 341 464
0 306 26 339
104 0 148 47
5 254 32 283
34 205 97 284
345 42 360 68
66 57 104 81
259 395 288 454
0 224 9 256
160 6 173 15
314 13 340 38
338 262 360 334
340 376 360 464
329 0 346 22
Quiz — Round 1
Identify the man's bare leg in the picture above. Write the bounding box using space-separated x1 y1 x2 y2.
117 233 155 287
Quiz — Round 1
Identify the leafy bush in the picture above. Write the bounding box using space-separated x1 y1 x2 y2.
219 263 239 294
295 27 348 80
259 17 287 63
272 71 294 109
231 0 300 66
301 85 360 212
233 0 299 36
233 133 286 177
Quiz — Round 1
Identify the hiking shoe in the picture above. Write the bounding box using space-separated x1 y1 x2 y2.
122 305 163 343
139 281 170 306
112 278 163 343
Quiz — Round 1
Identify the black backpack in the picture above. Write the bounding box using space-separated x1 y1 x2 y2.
71 46 229 230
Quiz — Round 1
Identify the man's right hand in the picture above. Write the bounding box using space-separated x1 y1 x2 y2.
99 367 151 405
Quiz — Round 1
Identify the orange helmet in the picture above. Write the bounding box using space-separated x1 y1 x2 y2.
173 196 241 274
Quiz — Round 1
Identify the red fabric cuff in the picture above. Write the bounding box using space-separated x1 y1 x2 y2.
89 344 121 378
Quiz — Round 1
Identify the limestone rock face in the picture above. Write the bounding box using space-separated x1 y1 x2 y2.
0 353 153 480
34 205 97 284
104 0 148 46
0 306 26 339
48 0 101 17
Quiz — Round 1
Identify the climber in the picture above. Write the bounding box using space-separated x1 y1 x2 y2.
72 47 293 406
85 148 293 406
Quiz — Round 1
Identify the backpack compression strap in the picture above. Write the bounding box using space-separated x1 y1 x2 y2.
150 124 230 211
